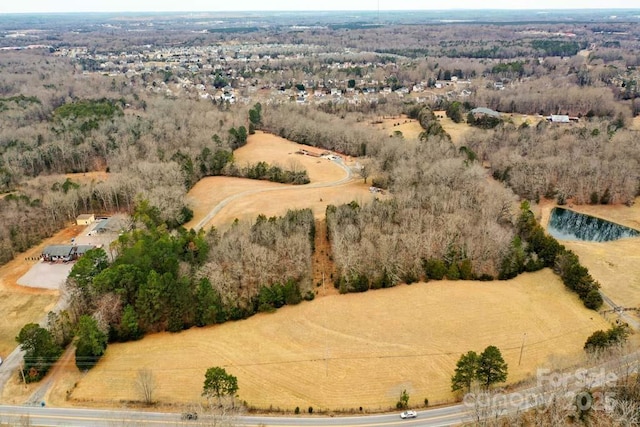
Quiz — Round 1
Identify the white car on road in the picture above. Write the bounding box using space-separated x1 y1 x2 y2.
400 410 417 419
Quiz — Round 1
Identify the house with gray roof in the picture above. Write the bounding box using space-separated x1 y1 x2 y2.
470 107 501 118
42 245 95 262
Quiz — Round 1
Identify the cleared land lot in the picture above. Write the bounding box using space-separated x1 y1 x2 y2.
184 132 376 230
433 110 473 145
371 115 424 140
21 171 110 190
65 269 607 411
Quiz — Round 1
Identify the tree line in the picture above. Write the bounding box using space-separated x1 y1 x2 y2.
315 106 603 310
501 201 603 310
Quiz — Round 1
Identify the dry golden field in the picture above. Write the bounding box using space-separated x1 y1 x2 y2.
432 110 473 145
20 171 110 191
367 111 473 145
64 269 608 411
183 132 377 230
433 110 544 145
371 115 424 140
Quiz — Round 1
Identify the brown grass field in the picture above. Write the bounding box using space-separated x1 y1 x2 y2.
62 269 609 411
371 115 424 141
21 171 110 190
183 132 377 230
432 110 473 145
367 112 473 145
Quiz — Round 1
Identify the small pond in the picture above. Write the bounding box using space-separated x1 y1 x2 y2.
547 207 640 242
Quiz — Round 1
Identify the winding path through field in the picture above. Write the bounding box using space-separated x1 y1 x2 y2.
192 157 354 231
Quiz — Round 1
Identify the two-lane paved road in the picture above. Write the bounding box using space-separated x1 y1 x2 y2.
0 404 469 426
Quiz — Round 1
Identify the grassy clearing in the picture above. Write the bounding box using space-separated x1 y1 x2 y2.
64 269 607 411
183 132 376 230
432 110 473 145
20 171 110 191
370 115 424 140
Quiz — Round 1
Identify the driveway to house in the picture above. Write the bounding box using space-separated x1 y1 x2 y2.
193 157 354 231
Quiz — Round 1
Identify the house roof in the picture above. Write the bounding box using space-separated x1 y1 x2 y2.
471 107 501 118
77 213 95 220
42 244 95 257
94 219 109 232
94 215 128 233
74 245 95 255
42 245 74 257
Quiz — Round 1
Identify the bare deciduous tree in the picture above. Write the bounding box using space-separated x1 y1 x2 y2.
135 368 157 405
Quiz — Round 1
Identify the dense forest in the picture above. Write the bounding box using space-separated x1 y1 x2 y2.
464 119 639 205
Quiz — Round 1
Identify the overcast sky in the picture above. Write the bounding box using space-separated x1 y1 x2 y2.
1 0 639 14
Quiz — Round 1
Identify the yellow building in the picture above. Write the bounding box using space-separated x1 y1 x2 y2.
76 213 95 226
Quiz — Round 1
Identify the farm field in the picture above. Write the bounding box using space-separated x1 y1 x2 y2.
184 132 377 230
21 171 110 190
61 269 608 411
2 135 636 414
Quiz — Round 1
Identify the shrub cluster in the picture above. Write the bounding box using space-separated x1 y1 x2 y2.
243 161 310 185
584 324 629 353
15 323 63 382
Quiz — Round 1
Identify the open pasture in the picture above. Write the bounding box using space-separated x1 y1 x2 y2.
370 115 424 140
66 269 607 411
184 132 376 230
432 110 473 145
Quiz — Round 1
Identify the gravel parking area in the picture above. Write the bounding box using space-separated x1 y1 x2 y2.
15 216 126 289
16 261 74 290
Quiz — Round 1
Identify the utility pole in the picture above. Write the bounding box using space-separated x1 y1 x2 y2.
20 363 27 386
518 333 527 366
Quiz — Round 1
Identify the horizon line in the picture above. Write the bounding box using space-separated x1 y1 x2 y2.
2 7 640 15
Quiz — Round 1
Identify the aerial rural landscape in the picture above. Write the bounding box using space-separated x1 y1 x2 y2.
0 3 639 426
